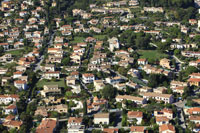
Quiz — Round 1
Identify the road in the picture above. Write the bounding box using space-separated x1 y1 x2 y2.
173 100 186 129
80 80 92 97
109 69 128 80
172 55 184 64
34 32 55 72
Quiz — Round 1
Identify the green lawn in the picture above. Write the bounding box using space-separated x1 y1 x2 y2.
130 77 146 86
6 49 25 56
94 35 106 40
36 78 66 88
138 50 168 61
71 37 85 43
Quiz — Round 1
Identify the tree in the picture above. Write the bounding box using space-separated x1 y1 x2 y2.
182 86 193 99
62 57 70 66
0 46 4 56
83 100 87 116
184 66 199 77
188 121 195 132
102 85 117 100
118 67 128 76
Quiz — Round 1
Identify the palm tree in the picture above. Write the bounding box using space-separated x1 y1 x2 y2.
188 121 195 132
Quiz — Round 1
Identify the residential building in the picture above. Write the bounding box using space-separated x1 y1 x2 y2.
41 85 61 97
43 71 60 79
156 116 170 125
159 124 175 133
94 113 109 125
116 95 147 105
141 92 174 104
160 58 171 69
127 111 143 125
130 126 146 133
36 118 58 133
14 80 28 90
154 108 173 119
82 73 95 84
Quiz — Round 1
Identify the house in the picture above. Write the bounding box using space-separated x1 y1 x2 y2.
85 37 96 43
67 117 83 129
68 117 83 126
70 53 82 64
189 19 197 25
0 54 13 63
156 116 170 125
127 111 143 125
3 120 23 130
103 128 119 133
188 78 200 86
170 80 187 89
1 77 12 86
13 71 23 79
126 82 139 89
116 95 146 105
41 85 61 97
105 76 124 84
0 43 9 50
70 71 80 79
114 83 126 90
130 126 146 133
189 59 200 67
94 80 105 91
43 64 55 72
188 73 200 86
189 115 200 124
186 107 200 115
138 86 152 93
172 86 184 95
87 97 107 113
36 118 58 133
159 124 175 133
160 58 171 69
127 69 140 78
5 114 15 122
4 104 17 115
153 87 167 94
0 94 19 104
143 7 164 13
1 0 13 11
94 113 109 125
138 59 148 65
141 92 174 104
35 104 68 115
129 0 139 6
43 71 60 79
0 68 8 75
108 37 120 52
14 80 28 90
82 73 95 84
154 108 173 119
35 107 48 117
68 125 85 133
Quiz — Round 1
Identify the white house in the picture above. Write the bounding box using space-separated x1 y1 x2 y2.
13 71 23 79
82 73 95 84
14 80 28 90
43 71 60 79
127 111 143 125
4 104 17 115
67 117 83 128
0 95 19 104
94 113 109 125
108 37 120 52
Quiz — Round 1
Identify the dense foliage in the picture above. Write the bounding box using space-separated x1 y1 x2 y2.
140 0 194 8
